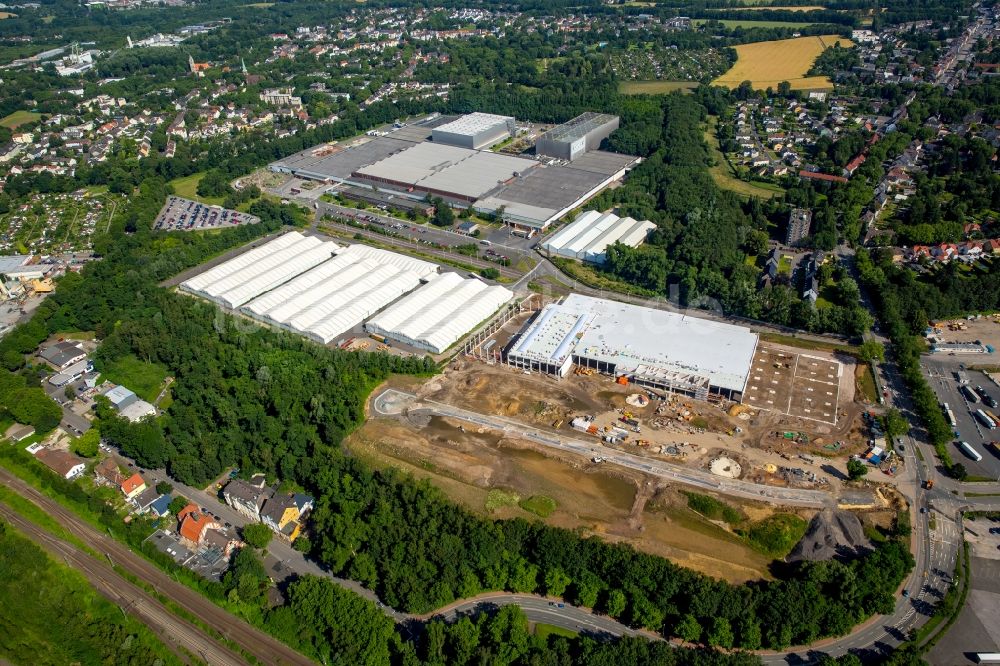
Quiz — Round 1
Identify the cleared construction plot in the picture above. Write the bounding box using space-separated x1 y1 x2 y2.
241 244 438 345
365 272 514 353
712 35 853 90
743 346 842 424
179 232 339 308
540 210 656 264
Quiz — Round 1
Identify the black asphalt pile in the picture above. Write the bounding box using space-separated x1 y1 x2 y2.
788 509 872 562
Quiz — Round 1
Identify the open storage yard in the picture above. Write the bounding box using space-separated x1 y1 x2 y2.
713 35 854 90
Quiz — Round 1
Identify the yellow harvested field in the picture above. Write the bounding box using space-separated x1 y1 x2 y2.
713 35 853 91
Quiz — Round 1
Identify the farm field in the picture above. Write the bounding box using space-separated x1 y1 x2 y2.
619 80 698 94
694 18 817 29
0 110 41 129
713 34 853 90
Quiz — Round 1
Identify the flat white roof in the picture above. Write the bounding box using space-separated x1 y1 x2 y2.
432 112 513 137
541 210 656 263
241 244 438 345
366 272 513 353
180 232 340 309
510 294 758 392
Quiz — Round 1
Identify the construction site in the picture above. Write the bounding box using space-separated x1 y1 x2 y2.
353 319 901 582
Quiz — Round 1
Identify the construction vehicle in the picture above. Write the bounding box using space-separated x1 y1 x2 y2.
370 333 386 343
923 479 934 490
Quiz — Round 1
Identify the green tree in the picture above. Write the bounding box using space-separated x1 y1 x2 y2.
676 614 702 643
167 495 189 516
707 616 734 648
155 480 173 494
859 339 885 363
605 588 626 618
431 198 454 227
71 430 100 458
847 459 868 480
882 408 910 439
544 567 571 597
241 523 273 550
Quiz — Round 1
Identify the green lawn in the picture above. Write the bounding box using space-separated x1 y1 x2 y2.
519 495 557 518
619 80 698 95
738 513 809 558
535 623 578 640
857 363 878 403
0 111 41 129
96 354 168 403
168 172 225 206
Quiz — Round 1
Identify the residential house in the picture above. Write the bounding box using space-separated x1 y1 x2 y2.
260 494 304 542
177 504 221 546
34 449 86 480
202 528 241 558
222 477 270 521
94 458 126 486
133 487 162 513
4 423 35 442
149 494 173 518
121 472 147 500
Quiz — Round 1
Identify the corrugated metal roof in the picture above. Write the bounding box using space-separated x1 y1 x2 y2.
541 211 656 263
366 272 513 353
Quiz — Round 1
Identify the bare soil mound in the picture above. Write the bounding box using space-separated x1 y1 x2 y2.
787 509 872 562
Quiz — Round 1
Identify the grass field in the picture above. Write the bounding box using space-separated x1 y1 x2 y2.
168 172 225 206
704 117 784 199
694 18 817 29
713 34 853 90
619 80 698 95
0 111 41 129
738 513 809 558
96 354 169 403
535 623 578 640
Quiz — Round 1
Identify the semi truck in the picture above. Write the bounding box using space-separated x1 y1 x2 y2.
959 440 984 462
975 409 997 430
943 402 958 428
962 385 980 403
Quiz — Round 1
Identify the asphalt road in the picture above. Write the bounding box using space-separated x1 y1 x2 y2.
0 504 247 666
0 467 316 666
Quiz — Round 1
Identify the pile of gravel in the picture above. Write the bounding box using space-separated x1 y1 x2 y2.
787 509 873 563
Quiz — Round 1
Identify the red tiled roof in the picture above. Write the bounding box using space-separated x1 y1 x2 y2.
799 170 848 184
121 473 145 495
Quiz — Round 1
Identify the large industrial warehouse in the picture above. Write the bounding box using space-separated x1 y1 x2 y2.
535 112 620 161
269 112 640 230
353 142 536 203
430 112 516 149
241 244 438 345
179 232 339 309
540 210 657 264
180 232 513 353
366 272 513 353
506 294 759 400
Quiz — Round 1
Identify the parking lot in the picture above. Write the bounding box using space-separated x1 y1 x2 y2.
928 519 1000 664
743 346 842 425
922 358 1000 479
153 196 260 231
